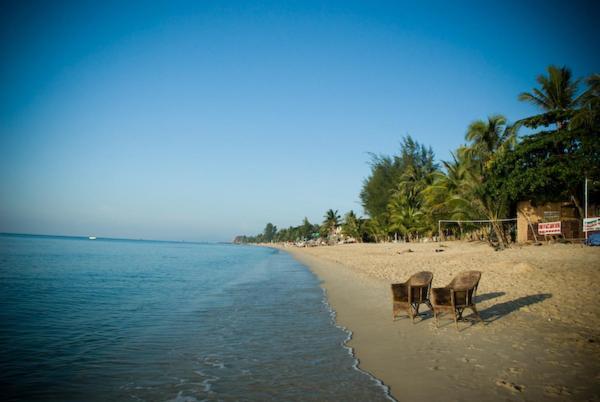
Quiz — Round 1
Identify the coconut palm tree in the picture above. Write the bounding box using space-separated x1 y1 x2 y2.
518 65 582 129
453 150 511 249
388 195 427 242
364 216 389 243
423 118 516 248
422 152 476 223
465 115 516 166
571 73 600 131
323 209 341 236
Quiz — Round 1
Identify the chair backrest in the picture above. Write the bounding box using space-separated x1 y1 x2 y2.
448 271 481 306
408 271 433 303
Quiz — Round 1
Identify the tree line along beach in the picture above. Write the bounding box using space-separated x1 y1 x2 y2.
236 66 599 249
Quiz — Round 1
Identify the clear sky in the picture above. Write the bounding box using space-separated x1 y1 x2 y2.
1 1 598 242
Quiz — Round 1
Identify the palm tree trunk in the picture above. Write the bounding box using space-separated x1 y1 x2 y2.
570 194 584 221
569 193 586 237
490 219 507 249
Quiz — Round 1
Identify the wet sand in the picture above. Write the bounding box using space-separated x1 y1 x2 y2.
275 242 600 401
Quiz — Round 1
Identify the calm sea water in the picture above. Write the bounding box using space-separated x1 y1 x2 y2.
0 234 390 401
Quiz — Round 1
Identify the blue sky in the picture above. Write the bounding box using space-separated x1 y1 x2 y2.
1 0 598 241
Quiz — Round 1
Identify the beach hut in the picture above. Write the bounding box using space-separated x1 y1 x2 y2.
516 200 599 243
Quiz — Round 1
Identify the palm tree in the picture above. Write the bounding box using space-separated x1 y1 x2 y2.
388 195 427 241
323 209 341 236
423 118 515 248
455 152 511 248
422 152 477 225
571 73 600 130
463 116 515 247
364 216 389 243
518 65 582 129
386 147 438 240
465 115 515 165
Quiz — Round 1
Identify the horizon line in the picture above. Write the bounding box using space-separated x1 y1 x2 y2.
0 232 231 245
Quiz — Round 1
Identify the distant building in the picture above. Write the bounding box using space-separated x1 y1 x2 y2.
516 200 599 243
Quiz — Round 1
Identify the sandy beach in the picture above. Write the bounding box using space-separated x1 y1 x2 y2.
274 242 600 401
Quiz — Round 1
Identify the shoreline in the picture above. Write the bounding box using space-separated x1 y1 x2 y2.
319 284 397 402
271 242 600 401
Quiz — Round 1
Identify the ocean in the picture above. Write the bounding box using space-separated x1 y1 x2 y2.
0 234 391 401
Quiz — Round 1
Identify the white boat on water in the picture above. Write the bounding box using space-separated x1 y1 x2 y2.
88 236 97 240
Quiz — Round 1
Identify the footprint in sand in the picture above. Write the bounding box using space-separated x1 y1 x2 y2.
508 367 523 375
544 385 572 396
428 365 445 371
496 379 525 393
495 352 510 359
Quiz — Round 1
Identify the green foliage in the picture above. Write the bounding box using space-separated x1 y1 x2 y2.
516 110 576 129
422 153 477 223
486 128 600 215
341 210 362 241
263 223 277 242
518 65 581 110
363 216 390 243
465 115 516 165
322 209 341 237
360 136 439 241
359 155 398 221
234 214 321 244
489 69 600 219
299 217 315 240
420 115 516 247
388 196 427 240
570 74 600 131
518 65 582 129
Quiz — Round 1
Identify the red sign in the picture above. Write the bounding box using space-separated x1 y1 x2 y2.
538 221 561 235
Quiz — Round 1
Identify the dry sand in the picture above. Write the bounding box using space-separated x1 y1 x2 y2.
274 241 600 401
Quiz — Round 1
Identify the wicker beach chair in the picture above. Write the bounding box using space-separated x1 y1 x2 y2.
391 271 433 323
431 271 482 330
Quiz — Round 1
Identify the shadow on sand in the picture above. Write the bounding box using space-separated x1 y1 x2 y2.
401 292 508 324
479 293 552 324
432 292 552 330
475 291 505 303
398 292 552 329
